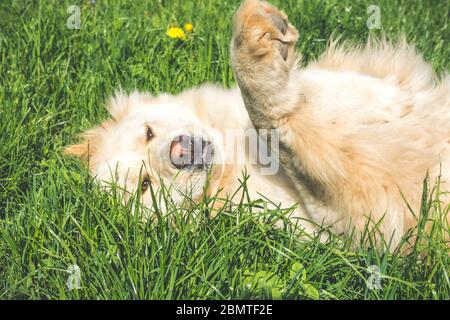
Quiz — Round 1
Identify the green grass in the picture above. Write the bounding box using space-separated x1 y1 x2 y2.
0 0 449 300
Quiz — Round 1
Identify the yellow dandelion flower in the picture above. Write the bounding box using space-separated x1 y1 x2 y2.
184 23 193 33
166 27 186 40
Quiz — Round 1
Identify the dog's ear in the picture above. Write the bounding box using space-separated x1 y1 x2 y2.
106 90 157 119
64 128 101 163
64 142 88 159
106 90 130 120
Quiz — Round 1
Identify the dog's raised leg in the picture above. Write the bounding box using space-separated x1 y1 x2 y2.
230 0 339 239
230 0 301 128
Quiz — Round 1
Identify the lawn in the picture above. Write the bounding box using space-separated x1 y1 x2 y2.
0 0 449 300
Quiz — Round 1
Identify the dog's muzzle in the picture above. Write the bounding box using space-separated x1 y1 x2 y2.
170 135 214 170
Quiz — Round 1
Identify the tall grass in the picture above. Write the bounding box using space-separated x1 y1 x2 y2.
0 0 449 299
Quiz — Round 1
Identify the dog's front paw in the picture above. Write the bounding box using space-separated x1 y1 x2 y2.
232 0 298 62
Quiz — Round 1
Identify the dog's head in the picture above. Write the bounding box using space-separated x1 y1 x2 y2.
65 91 223 208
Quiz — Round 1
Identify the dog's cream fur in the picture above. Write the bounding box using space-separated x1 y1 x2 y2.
66 0 449 248
65 85 314 229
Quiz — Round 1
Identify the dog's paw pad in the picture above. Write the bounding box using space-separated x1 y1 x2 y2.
232 0 298 61
270 12 287 35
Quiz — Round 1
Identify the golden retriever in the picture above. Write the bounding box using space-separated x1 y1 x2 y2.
66 0 450 248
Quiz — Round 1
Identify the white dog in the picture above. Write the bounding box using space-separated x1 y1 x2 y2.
66 0 450 248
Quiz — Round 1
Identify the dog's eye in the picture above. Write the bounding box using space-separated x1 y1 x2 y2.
141 177 150 193
145 125 154 142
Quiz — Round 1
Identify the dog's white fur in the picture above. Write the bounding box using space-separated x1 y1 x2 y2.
66 0 450 248
230 0 450 247
65 85 314 228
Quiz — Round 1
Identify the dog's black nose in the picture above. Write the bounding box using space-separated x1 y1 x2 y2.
170 135 213 170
